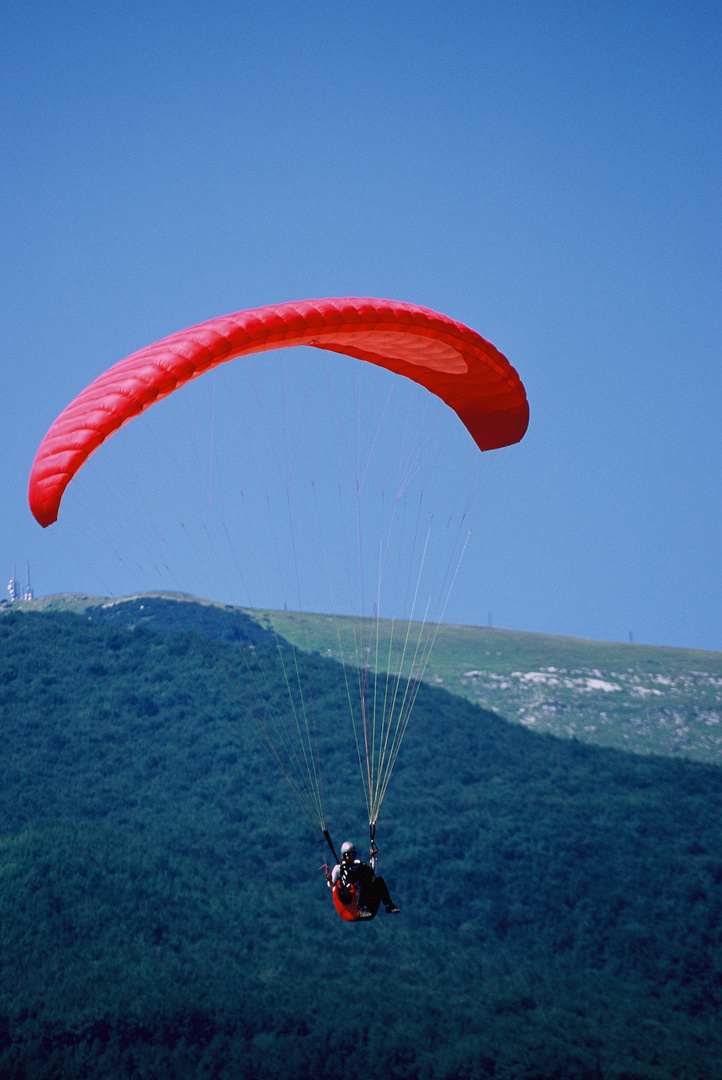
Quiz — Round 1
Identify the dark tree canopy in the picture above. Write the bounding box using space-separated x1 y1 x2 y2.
1 603 721 1080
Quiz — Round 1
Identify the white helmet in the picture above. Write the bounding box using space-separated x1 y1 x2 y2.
340 841 357 861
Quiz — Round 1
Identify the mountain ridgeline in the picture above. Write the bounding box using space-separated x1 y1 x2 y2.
0 595 721 1080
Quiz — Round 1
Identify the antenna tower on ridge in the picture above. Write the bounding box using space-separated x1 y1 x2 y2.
7 564 20 602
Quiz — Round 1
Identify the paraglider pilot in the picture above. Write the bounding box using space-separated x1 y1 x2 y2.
330 840 400 918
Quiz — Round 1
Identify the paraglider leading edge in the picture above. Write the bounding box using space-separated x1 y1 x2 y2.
28 296 529 528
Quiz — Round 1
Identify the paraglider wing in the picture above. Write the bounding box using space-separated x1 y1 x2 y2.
28 297 529 527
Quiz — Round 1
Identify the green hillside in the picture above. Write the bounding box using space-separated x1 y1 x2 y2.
1 599 721 1078
8 593 721 764
240 608 722 764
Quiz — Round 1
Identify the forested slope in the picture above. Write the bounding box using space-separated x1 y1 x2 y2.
1 603 721 1079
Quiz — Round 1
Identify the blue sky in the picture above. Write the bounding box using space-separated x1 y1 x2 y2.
2 1 719 650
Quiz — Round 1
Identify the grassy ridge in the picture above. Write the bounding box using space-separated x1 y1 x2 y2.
248 609 722 764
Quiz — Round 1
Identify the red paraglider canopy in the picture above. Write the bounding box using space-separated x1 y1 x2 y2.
28 297 529 527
